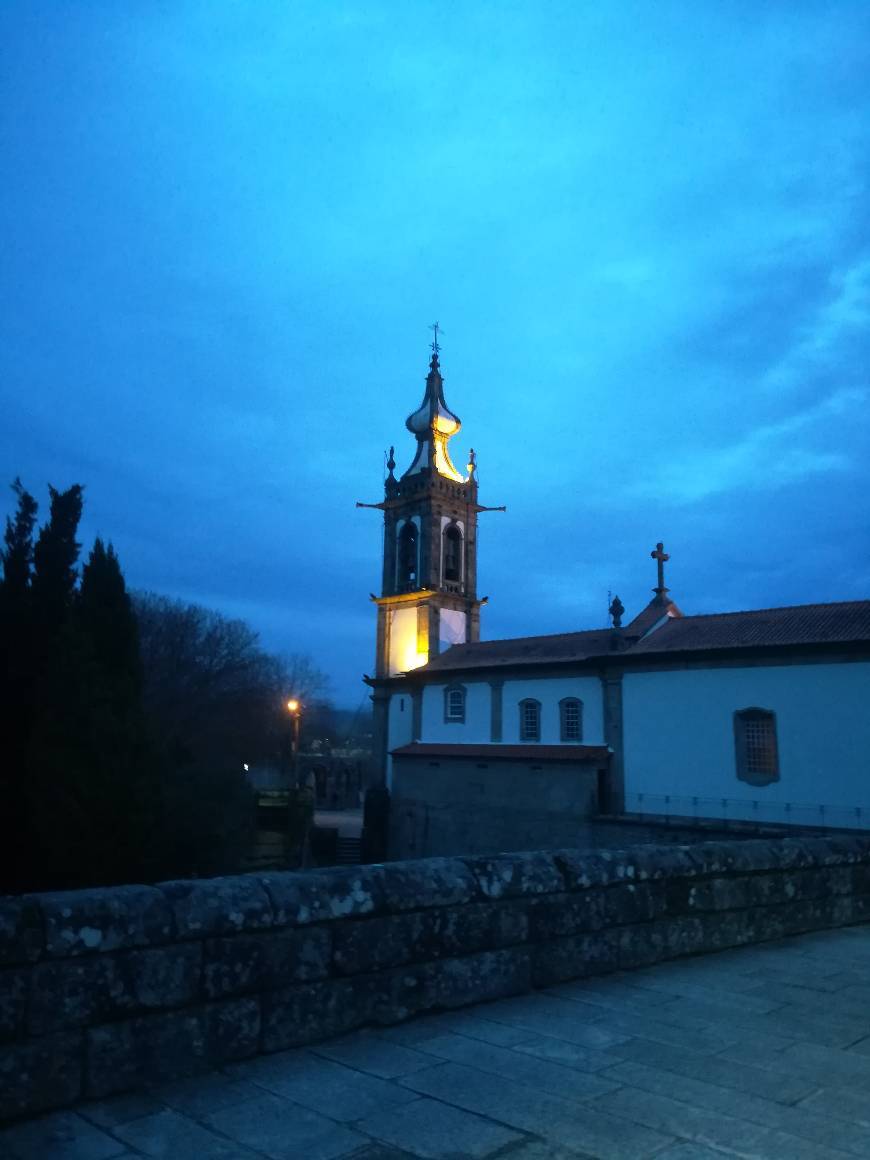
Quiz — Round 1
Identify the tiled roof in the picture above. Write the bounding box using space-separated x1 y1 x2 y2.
628 600 870 654
413 599 870 674
391 743 610 762
418 628 615 671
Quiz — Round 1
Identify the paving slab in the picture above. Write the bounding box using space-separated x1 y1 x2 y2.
145 1073 261 1118
604 1059 870 1157
0 1111 128 1160
604 1035 815 1103
311 1031 442 1078
593 1085 853 1160
111 1107 260 1158
202 1092 366 1160
410 1033 618 1100
399 1060 672 1158
356 1094 522 1159
226 1050 419 1121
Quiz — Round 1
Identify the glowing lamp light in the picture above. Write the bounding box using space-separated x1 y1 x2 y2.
286 698 300 714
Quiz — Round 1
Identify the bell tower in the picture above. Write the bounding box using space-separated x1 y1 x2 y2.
359 332 497 680
359 329 504 793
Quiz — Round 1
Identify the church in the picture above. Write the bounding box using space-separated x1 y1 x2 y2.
361 340 870 859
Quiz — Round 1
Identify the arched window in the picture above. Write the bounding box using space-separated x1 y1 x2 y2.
734 708 779 786
560 698 583 742
397 521 418 590
519 698 541 742
444 683 466 724
443 524 462 583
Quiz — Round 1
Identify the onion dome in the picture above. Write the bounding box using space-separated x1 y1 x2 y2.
402 348 465 482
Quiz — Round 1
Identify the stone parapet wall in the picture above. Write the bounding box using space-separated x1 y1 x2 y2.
3 835 870 1121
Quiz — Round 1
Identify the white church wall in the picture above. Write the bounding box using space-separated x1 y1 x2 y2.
502 677 605 744
385 691 414 789
421 680 491 743
623 661 870 827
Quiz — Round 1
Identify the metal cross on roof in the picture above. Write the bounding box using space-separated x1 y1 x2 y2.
429 321 443 354
651 541 670 593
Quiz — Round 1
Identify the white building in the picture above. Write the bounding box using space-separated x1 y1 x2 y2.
362 343 870 856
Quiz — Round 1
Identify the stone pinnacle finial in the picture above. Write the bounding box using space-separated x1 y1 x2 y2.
609 594 625 628
386 446 396 477
467 448 476 477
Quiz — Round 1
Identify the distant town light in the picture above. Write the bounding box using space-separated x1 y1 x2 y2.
243 763 249 772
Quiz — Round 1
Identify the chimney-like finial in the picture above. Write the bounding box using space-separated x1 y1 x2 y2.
386 446 396 477
467 448 476 477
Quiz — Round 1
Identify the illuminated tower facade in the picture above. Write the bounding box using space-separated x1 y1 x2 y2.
369 341 484 678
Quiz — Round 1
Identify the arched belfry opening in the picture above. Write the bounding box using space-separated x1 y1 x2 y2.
443 524 462 584
397 521 418 591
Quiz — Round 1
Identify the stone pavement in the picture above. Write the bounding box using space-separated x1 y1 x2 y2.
6 925 870 1159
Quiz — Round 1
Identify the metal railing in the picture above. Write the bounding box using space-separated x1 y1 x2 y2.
625 792 870 832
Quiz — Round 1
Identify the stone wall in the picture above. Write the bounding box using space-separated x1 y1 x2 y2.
390 754 602 858
3 834 870 1121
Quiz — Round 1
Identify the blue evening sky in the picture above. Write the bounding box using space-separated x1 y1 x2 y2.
2 3 869 705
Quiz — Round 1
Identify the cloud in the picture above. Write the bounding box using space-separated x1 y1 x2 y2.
763 258 870 394
633 388 864 504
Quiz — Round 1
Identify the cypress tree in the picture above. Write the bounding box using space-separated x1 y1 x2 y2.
31 483 83 645
0 480 39 890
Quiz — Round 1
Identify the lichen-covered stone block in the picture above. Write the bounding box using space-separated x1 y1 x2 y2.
261 866 386 927
529 891 606 940
531 929 621 987
86 1010 207 1098
416 948 531 1012
159 876 273 939
0 896 43 965
379 858 480 911
664 915 707 958
39 885 172 957
683 877 750 913
0 968 28 1040
262 975 382 1051
122 943 203 1009
553 849 623 891
616 921 668 970
0 1031 83 1119
463 851 564 899
205 996 260 1062
604 882 668 926
618 844 698 883
30 955 130 1034
203 927 331 998
332 912 431 976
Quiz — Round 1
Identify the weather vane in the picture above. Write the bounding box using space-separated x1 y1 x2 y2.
429 321 443 355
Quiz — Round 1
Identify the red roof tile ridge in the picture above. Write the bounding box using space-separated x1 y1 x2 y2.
672 598 870 623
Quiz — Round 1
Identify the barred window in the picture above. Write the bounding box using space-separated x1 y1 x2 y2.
560 698 583 742
519 698 541 742
734 708 779 786
444 684 466 724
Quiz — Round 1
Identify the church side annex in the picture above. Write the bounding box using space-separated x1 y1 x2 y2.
361 337 870 860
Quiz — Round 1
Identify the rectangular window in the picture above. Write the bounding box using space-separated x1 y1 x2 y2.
444 685 466 723
520 699 540 742
560 699 583 742
734 708 779 786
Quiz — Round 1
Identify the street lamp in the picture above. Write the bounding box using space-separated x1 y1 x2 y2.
286 698 301 786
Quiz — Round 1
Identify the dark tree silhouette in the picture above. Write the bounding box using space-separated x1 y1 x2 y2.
0 480 39 888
